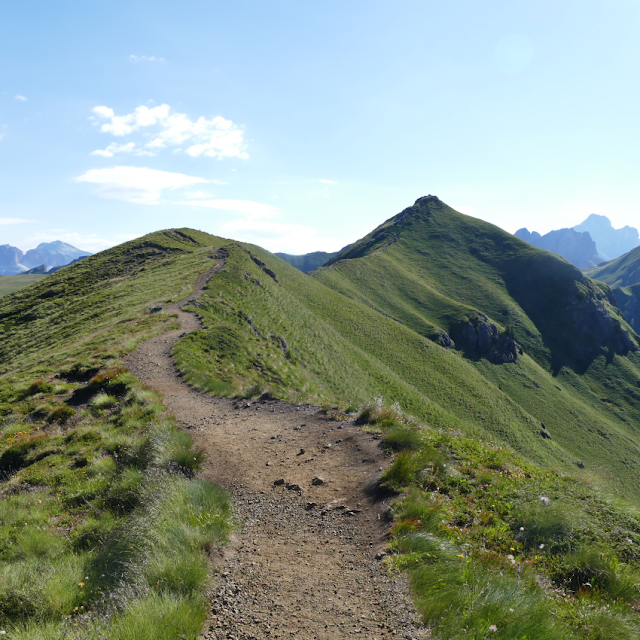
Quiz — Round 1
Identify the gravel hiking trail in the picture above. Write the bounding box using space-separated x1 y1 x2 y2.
125 251 428 640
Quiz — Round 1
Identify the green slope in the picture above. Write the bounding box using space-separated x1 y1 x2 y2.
4 216 640 503
5 219 640 637
586 245 640 288
312 196 640 499
611 283 640 332
0 273 47 297
0 231 234 637
585 245 640 331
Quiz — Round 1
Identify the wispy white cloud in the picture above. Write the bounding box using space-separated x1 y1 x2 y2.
319 179 338 184
75 166 208 205
130 55 164 62
15 95 27 102
90 104 249 159
178 198 279 218
90 142 136 158
0 217 34 225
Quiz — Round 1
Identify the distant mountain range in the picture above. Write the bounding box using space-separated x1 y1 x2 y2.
575 214 640 261
275 250 340 273
0 241 92 275
514 227 601 269
515 214 639 269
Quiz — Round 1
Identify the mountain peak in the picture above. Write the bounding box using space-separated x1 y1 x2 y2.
574 214 639 261
22 241 92 270
414 194 442 206
576 214 614 231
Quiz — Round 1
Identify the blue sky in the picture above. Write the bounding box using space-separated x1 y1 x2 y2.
2 0 640 254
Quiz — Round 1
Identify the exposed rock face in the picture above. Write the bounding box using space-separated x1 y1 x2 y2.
515 228 602 269
454 314 519 364
574 214 640 262
566 282 638 357
0 245 26 275
435 331 455 349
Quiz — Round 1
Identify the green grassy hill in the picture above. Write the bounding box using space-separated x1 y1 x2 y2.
0 230 233 639
312 196 640 497
5 212 640 637
586 245 640 288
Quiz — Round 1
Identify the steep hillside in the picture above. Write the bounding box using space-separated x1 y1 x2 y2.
586 245 640 331
314 196 640 497
612 284 640 332
586 245 640 288
515 227 602 268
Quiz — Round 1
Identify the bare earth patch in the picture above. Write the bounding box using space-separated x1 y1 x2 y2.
125 254 428 639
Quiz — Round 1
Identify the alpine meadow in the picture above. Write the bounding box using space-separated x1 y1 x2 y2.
4 197 640 639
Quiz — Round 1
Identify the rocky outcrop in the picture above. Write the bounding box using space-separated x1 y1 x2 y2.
453 314 520 364
515 228 602 269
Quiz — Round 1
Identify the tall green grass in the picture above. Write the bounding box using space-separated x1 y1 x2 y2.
355 403 640 639
0 367 232 639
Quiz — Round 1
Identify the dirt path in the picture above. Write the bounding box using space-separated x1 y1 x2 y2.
125 252 427 640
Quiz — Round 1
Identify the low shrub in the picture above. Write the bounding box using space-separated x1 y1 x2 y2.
392 488 442 536
23 379 54 397
90 393 119 410
356 397 407 429
551 547 640 602
382 448 447 491
46 406 76 424
382 426 423 451
152 426 205 477
513 502 572 553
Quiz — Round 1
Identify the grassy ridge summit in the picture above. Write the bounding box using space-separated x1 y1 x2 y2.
314 196 640 498
320 196 637 371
